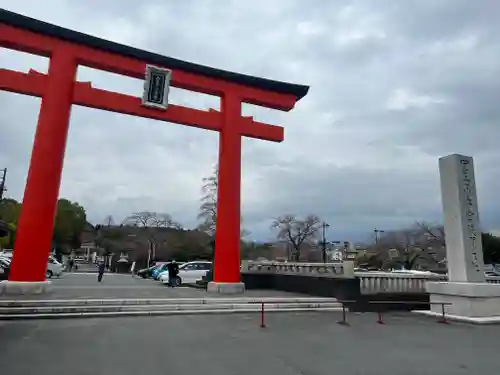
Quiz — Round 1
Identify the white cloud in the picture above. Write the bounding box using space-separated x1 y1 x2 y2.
2 1 500 242
386 88 447 111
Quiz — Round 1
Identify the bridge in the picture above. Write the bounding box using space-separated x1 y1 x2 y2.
240 261 500 310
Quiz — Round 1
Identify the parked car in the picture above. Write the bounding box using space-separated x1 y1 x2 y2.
136 266 156 279
156 262 186 280
159 261 212 286
46 255 64 279
151 263 171 280
0 254 62 279
0 257 11 280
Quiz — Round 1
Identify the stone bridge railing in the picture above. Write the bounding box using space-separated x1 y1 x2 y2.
356 272 500 294
356 272 446 294
241 261 500 295
241 261 355 279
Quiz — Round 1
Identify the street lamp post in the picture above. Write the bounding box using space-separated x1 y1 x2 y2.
0 168 7 201
322 222 330 263
374 228 385 244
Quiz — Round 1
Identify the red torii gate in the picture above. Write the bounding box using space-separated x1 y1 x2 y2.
0 10 308 293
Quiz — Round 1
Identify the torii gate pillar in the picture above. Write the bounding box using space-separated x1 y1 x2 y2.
0 10 308 295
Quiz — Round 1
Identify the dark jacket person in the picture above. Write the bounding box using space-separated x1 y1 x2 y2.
166 261 179 287
97 261 106 283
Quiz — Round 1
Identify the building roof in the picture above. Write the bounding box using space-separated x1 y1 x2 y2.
0 9 309 101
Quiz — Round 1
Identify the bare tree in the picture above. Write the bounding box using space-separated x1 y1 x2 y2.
197 164 249 238
270 214 322 261
123 211 157 227
371 222 446 270
415 221 445 245
122 211 182 263
102 215 115 227
151 213 183 230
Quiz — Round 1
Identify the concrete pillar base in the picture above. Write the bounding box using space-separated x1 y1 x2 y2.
207 281 245 294
427 281 500 318
0 280 52 295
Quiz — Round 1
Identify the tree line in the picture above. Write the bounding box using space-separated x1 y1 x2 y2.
2 164 499 268
356 221 500 270
0 198 87 261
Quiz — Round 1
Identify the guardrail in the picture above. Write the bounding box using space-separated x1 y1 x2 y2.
334 300 453 325
245 298 340 328
255 299 453 328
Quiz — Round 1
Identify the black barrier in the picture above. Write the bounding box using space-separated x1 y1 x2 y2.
351 293 430 312
242 273 361 301
241 273 433 313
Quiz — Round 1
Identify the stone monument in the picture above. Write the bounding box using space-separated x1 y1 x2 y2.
425 154 500 323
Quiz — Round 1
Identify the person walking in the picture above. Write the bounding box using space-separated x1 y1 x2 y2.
166 260 180 287
97 260 106 283
130 261 136 278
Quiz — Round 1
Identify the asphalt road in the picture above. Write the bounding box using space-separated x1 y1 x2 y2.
1 311 499 374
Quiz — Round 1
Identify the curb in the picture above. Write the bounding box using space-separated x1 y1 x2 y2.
0 302 341 314
413 310 500 325
0 306 343 320
0 297 339 307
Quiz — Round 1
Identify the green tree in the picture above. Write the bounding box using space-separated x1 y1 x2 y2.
170 243 212 262
0 222 16 248
0 198 21 249
95 224 125 256
0 198 21 224
53 199 87 251
241 241 273 260
355 251 384 270
482 232 500 264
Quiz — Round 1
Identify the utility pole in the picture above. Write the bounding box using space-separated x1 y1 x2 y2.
147 239 152 267
321 222 330 263
0 168 6 201
374 228 384 244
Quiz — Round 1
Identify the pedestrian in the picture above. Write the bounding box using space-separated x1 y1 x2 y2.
130 261 136 277
97 260 106 283
166 260 180 287
69 258 74 272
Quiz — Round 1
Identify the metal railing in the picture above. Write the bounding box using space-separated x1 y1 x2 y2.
254 298 452 328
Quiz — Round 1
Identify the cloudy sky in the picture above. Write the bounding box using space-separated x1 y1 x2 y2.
1 0 500 243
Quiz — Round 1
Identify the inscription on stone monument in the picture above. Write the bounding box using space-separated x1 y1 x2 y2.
460 158 481 273
439 154 485 283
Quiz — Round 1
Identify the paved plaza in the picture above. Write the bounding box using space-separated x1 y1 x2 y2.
1 310 499 374
0 273 307 300
1 273 500 374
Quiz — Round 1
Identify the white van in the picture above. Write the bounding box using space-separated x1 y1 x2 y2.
46 256 64 278
0 252 63 279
